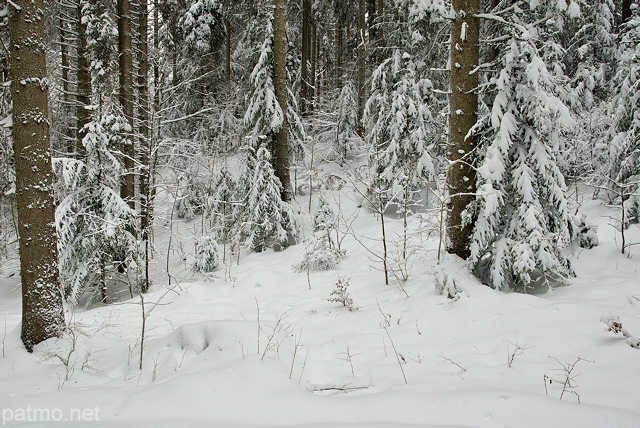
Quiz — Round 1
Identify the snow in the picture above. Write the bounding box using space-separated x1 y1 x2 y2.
1 177 640 426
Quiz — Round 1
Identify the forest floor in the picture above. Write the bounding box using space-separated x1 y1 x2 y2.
1 165 639 427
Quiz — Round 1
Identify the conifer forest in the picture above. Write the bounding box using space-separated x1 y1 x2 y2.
1 0 639 426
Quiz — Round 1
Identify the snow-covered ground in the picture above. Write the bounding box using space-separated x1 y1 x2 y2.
1 175 639 427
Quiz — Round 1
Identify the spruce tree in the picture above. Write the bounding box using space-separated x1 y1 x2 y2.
245 145 298 252
470 32 575 292
56 116 136 304
606 3 640 228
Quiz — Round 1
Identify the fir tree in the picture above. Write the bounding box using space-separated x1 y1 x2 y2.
55 116 136 304
470 31 575 292
245 145 298 252
605 5 640 225
335 80 360 163
209 165 237 249
364 50 437 206
244 18 284 161
193 235 220 273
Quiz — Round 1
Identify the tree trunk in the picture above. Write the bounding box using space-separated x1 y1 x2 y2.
118 0 135 208
76 2 92 159
446 0 480 259
273 0 291 201
376 0 385 63
357 0 366 138
334 20 342 90
59 17 74 155
301 0 310 114
138 0 151 291
310 21 317 113
9 0 65 352
622 0 633 24
225 18 231 89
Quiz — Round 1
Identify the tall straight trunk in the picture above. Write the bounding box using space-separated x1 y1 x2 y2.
334 20 342 90
170 16 178 87
9 0 65 352
225 18 231 88
273 0 291 201
118 0 135 208
153 0 160 113
301 0 310 114
138 0 151 290
376 0 385 63
310 21 317 113
446 0 480 259
622 0 633 24
357 0 366 138
59 18 74 154
76 2 92 158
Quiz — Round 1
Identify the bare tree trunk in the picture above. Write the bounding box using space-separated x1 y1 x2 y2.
446 0 479 259
273 0 291 201
118 0 135 208
301 0 310 114
170 13 178 88
310 21 317 113
334 20 342 90
76 2 92 159
357 0 366 138
376 0 385 63
59 17 74 154
9 0 65 352
622 0 633 24
138 0 151 291
225 18 231 88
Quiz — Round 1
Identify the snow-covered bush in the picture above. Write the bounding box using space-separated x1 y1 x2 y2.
193 235 220 273
176 166 208 220
328 275 356 311
434 264 464 300
294 233 344 272
295 196 344 272
574 215 599 249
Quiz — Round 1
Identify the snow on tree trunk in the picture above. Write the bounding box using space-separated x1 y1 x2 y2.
446 0 480 260
273 0 291 202
118 0 135 208
9 0 65 351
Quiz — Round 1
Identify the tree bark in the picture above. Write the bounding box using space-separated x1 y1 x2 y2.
301 0 310 114
138 0 151 290
225 18 231 88
622 0 633 24
118 0 135 208
376 0 385 64
273 0 291 201
76 2 92 159
9 0 65 351
357 0 366 138
59 17 74 155
310 21 317 113
334 20 342 90
446 0 480 259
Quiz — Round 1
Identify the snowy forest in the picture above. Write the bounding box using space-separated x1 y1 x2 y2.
1 0 639 426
